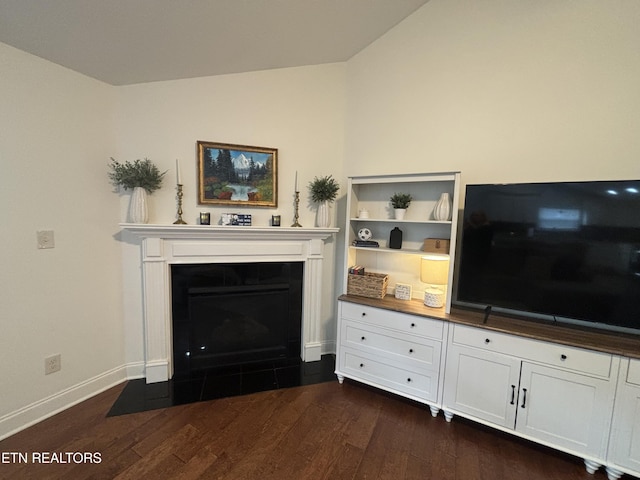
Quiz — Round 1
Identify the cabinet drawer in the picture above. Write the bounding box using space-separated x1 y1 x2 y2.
627 358 640 386
340 349 436 401
341 319 441 369
340 301 444 340
451 324 613 378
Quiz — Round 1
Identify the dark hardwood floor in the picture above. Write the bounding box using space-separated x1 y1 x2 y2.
0 377 614 480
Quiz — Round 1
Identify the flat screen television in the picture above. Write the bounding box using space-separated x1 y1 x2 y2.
455 180 640 334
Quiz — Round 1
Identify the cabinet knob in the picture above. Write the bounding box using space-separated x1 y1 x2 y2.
409 348 414 353
361 336 366 341
361 312 366 317
410 323 416 328
359 363 364 368
484 338 491 344
560 354 567 361
407 378 412 383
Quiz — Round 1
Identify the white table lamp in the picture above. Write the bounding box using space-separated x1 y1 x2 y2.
420 255 450 308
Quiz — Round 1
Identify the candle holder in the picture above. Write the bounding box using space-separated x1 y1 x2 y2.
291 191 302 227
173 184 187 225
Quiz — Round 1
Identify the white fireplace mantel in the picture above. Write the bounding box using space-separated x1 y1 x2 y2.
121 223 339 383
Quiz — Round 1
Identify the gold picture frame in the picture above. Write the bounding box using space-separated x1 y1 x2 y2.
197 141 277 207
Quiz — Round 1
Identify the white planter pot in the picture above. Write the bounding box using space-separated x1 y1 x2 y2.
316 201 331 227
394 208 406 220
129 186 149 224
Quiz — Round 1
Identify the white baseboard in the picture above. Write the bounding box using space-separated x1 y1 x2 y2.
0 363 139 441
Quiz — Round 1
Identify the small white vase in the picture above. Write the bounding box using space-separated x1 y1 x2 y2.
316 201 331 227
394 208 406 220
433 193 452 221
129 186 149 223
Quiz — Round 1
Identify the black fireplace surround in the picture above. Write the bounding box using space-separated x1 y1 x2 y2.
171 262 304 377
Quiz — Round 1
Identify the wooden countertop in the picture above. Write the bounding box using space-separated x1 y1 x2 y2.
338 294 640 359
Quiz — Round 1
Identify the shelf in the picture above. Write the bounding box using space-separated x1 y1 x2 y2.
349 245 449 257
350 218 452 225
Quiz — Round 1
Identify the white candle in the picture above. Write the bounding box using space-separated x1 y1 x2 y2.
295 171 298 192
176 159 182 185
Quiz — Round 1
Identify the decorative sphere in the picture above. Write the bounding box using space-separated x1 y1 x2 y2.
358 227 372 241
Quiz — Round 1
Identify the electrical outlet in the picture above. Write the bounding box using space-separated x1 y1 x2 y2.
45 354 61 375
37 230 55 249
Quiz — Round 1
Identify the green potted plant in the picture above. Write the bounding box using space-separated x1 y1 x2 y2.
108 157 166 223
308 175 340 227
390 192 412 220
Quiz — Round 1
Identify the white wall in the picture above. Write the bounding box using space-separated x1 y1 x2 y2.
0 43 125 437
114 64 346 367
346 0 640 185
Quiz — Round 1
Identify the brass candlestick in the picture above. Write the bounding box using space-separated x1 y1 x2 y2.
291 191 302 227
173 184 187 224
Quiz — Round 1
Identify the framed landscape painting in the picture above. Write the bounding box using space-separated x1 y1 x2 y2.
197 141 277 207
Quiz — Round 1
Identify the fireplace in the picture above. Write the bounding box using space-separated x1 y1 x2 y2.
121 224 338 383
172 262 303 375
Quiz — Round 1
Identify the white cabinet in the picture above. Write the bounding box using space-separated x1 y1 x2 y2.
606 358 640 480
443 324 618 472
335 300 447 416
344 172 461 313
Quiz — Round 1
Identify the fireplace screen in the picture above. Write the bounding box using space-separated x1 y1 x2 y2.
171 262 303 375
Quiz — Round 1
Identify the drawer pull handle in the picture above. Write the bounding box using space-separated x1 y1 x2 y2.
409 348 414 354
510 385 516 405
361 336 366 341
359 363 364 368
560 354 567 361
485 338 491 344
521 388 528 408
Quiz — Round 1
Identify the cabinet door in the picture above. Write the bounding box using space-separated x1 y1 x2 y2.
608 358 640 474
516 362 615 458
443 344 521 428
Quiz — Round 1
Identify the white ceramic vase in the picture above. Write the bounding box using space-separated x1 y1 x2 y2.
316 201 331 227
129 186 149 223
394 208 406 220
433 193 452 221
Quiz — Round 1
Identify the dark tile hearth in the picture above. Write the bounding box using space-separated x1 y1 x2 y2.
107 354 336 417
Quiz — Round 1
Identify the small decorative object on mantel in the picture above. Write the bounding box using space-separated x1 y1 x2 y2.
433 192 452 221
221 213 252 226
395 283 412 300
108 157 166 224
174 159 187 224
390 192 412 220
199 212 210 225
309 174 340 228
292 171 302 227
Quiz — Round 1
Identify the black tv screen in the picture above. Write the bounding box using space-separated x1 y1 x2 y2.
456 180 640 334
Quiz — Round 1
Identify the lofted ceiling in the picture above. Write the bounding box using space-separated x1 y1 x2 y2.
0 0 429 86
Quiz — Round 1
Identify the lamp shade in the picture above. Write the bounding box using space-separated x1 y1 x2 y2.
420 255 450 285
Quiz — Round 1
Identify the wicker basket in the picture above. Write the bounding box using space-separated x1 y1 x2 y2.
347 272 389 299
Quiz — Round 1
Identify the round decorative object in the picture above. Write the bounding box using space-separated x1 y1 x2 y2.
358 227 372 241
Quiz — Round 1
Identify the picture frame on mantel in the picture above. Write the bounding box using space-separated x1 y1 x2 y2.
197 141 277 207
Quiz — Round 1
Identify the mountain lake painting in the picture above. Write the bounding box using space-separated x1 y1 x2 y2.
197 141 277 207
